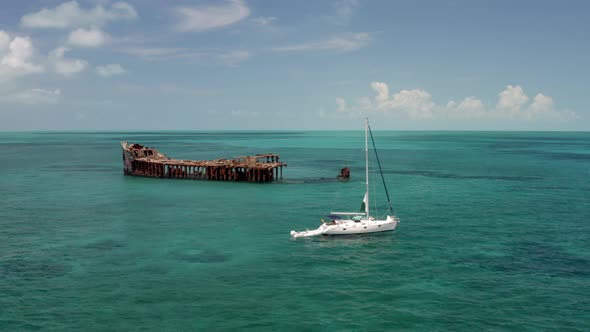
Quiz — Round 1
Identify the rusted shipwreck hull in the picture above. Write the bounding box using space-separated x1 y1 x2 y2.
121 142 286 183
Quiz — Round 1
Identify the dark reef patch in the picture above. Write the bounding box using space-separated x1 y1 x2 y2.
0 258 71 279
455 241 590 278
493 148 590 161
169 248 230 264
385 169 541 181
84 239 126 251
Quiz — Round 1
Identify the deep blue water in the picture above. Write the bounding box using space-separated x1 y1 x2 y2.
1 131 589 330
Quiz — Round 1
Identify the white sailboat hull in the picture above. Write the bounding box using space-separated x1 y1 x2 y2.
290 216 399 238
290 118 400 239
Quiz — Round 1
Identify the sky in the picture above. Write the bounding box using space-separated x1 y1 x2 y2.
0 0 589 131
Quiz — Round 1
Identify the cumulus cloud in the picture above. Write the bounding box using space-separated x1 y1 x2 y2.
1 36 43 73
20 1 137 29
252 16 277 25
50 47 88 76
96 64 125 77
0 31 44 81
530 93 553 113
336 82 574 121
497 84 529 112
175 0 250 32
67 27 108 47
0 88 61 105
366 82 434 118
443 96 487 119
391 89 435 119
273 32 371 53
528 93 558 119
457 96 484 112
370 81 389 109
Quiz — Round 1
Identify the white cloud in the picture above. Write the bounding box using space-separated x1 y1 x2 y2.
21 1 138 29
493 86 570 120
96 64 125 77
55 58 87 76
50 47 88 76
370 81 389 109
0 88 61 105
1 37 43 72
529 93 557 119
530 93 553 111
336 97 348 112
336 82 575 122
252 16 277 25
457 96 484 112
120 47 189 61
391 89 435 119
175 0 250 32
0 32 44 81
444 96 487 119
367 81 434 118
273 32 371 53
497 84 529 112
67 27 108 47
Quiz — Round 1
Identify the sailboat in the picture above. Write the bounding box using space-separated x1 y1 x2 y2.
290 118 400 238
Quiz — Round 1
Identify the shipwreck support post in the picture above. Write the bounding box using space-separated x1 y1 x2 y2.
121 142 286 183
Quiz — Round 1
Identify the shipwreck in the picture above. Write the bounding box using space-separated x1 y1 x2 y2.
121 142 286 183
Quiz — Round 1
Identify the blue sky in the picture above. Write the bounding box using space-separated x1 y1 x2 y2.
0 0 588 130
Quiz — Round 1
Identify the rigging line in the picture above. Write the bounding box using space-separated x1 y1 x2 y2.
368 124 393 213
370 159 378 216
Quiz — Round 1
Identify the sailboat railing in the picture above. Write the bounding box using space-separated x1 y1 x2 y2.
330 212 367 216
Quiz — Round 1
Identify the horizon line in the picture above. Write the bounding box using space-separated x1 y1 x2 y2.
1 129 589 133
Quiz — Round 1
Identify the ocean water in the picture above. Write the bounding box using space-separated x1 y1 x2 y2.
1 131 589 331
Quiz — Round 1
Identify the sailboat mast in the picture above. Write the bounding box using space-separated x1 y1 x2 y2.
365 118 369 218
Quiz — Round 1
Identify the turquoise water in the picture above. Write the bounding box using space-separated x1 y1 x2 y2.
1 131 589 331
